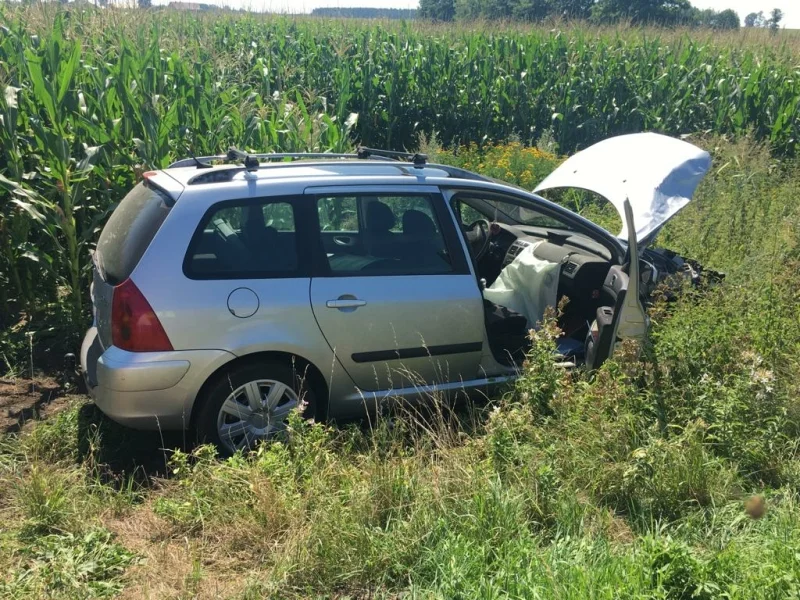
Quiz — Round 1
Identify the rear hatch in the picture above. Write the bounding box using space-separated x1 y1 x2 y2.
92 177 178 349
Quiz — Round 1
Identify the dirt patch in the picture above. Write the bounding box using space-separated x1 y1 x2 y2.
0 376 81 434
107 505 252 599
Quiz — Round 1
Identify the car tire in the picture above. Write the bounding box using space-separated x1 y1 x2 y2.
194 360 316 456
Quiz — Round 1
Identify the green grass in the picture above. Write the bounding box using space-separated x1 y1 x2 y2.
1 134 799 598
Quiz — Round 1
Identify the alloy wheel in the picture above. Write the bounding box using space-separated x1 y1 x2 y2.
216 379 299 453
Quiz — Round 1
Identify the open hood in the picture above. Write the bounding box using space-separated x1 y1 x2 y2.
534 133 711 245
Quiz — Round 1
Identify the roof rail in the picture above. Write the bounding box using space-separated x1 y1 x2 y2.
168 146 428 170
356 146 427 167
168 150 360 169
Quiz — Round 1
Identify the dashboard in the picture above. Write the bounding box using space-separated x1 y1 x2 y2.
482 223 615 335
502 238 609 274
491 223 612 276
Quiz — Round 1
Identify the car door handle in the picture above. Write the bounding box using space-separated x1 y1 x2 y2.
326 298 367 309
333 235 355 246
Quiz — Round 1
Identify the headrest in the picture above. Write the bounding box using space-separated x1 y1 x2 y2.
366 201 395 232
243 206 278 244
243 205 265 239
403 209 436 237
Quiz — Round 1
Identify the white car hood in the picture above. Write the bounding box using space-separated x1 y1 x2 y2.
534 133 711 245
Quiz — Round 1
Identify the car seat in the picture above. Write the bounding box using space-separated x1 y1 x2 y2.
242 206 296 271
365 200 399 258
402 209 448 270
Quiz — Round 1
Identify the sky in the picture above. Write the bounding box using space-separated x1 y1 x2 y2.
690 0 797 27
167 0 800 29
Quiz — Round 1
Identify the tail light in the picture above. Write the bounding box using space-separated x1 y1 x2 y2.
111 279 173 352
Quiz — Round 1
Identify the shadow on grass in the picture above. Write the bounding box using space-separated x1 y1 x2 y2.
72 389 497 487
351 389 496 450
75 403 192 484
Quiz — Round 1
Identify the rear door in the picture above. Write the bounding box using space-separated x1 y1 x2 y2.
308 186 485 392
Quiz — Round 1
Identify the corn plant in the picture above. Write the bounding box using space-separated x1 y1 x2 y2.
0 8 357 347
0 4 799 354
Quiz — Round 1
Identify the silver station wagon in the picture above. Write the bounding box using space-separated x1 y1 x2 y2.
81 133 712 454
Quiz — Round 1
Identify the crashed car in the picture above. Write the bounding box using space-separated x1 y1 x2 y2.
81 133 711 453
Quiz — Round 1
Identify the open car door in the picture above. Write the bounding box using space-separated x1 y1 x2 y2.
584 199 648 368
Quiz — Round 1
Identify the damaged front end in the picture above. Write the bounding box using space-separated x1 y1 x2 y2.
641 247 725 301
534 132 724 302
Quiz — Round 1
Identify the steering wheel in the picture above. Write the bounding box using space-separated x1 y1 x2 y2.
465 219 492 261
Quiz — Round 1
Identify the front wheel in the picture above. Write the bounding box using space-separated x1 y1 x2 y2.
195 361 316 455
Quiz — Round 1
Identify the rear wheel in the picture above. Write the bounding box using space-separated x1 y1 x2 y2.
195 361 316 455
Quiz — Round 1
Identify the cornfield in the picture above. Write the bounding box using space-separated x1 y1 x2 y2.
1 4 799 356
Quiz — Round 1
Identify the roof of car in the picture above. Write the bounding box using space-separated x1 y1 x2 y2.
143 153 628 261
157 158 490 188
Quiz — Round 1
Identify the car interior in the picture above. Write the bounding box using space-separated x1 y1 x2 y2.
188 196 454 277
188 203 299 276
317 195 455 275
453 194 619 367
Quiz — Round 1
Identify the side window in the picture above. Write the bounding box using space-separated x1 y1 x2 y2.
318 196 358 232
185 199 300 279
384 196 438 228
317 194 456 276
457 196 577 231
457 201 485 226
262 203 295 231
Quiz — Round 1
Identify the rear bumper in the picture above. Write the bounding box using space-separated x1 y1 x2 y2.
80 328 234 430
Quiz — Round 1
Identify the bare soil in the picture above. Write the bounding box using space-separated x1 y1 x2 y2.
0 376 82 434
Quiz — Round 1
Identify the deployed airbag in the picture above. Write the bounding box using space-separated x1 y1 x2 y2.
484 242 560 328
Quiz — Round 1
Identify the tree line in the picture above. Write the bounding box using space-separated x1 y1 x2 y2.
419 0 785 29
311 8 418 19
744 9 784 31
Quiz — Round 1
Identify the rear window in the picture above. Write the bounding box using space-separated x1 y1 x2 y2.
95 183 171 285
